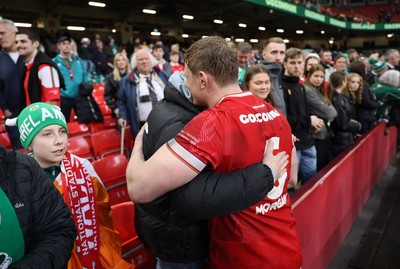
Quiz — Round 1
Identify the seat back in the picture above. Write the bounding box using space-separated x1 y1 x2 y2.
111 201 137 244
0 132 12 149
68 136 94 161
67 121 90 137
111 201 156 269
91 128 128 158
92 154 130 205
89 115 117 133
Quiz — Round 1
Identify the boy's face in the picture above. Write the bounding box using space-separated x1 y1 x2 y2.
170 54 179 63
29 124 68 168
152 48 164 60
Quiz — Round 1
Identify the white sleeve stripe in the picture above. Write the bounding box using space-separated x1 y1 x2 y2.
167 138 206 172
38 65 60 88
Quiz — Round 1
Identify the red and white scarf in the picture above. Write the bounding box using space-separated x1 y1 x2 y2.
61 151 101 269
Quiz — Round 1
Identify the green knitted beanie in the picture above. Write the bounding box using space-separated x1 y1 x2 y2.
14 103 68 149
369 58 387 73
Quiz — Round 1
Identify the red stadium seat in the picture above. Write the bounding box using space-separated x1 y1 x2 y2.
92 154 130 205
0 109 4 123
89 115 116 133
99 104 112 116
111 201 156 268
92 83 105 105
67 121 90 136
68 136 95 161
123 126 134 151
91 129 129 159
0 132 12 149
69 109 78 122
0 122 6 133
67 121 92 148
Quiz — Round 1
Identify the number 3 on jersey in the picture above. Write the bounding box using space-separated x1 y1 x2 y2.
265 137 287 200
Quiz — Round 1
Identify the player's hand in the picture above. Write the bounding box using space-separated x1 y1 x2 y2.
292 134 299 143
263 140 289 183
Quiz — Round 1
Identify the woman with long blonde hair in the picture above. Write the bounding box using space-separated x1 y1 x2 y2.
104 52 132 118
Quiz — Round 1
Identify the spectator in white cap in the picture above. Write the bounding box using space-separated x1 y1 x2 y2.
301 52 320 83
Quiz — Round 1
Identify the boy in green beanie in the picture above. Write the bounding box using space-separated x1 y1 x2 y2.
7 102 134 269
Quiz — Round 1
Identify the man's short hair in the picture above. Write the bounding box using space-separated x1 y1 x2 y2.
284 47 303 62
152 44 164 51
184 36 237 87
263 37 284 50
347 48 357 54
0 19 18 33
169 51 179 57
16 29 40 43
237 42 252 53
385 49 399 61
319 49 331 57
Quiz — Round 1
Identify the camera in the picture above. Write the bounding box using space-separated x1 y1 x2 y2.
139 95 151 103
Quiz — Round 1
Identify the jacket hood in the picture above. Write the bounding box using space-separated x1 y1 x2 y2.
260 61 283 78
163 83 202 115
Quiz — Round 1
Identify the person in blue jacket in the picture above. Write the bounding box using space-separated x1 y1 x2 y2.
53 35 89 122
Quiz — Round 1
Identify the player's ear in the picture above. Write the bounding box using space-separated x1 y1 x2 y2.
198 71 209 90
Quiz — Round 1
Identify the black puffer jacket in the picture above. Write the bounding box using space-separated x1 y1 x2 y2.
331 91 360 145
75 82 103 123
135 83 274 262
0 147 76 268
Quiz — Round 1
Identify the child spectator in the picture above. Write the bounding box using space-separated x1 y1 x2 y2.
169 51 184 74
9 102 134 269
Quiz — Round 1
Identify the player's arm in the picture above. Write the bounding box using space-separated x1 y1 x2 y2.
127 126 200 203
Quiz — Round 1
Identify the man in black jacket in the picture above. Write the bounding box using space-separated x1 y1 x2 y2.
281 48 324 187
0 146 76 268
135 71 286 269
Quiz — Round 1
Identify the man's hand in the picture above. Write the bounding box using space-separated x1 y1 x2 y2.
263 140 289 183
118 118 127 128
114 108 119 118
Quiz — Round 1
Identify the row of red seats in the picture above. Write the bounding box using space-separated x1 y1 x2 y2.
67 122 133 160
112 201 157 269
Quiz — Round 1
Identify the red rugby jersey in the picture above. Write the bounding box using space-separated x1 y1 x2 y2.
168 91 302 269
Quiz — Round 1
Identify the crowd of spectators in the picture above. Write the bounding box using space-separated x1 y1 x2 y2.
294 0 400 23
2 14 400 266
